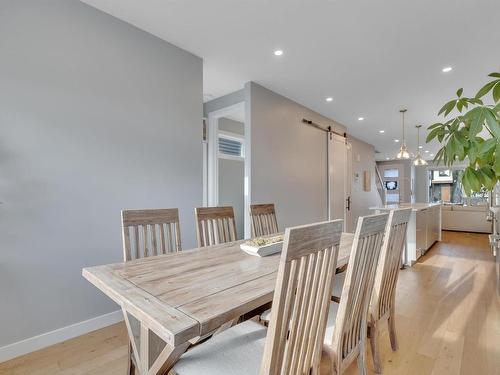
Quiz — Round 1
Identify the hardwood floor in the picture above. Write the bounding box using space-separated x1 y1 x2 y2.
1 231 498 375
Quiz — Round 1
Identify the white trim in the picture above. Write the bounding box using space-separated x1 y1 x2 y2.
202 117 208 206
206 102 245 207
0 310 123 363
244 88 251 239
218 130 244 142
218 153 245 162
207 112 219 206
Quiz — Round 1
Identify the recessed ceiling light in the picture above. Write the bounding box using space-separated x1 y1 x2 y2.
430 153 434 157
379 130 385 133
442 66 452 73
274 49 283 56
394 139 400 143
358 117 364 121
419 145 423 149
425 150 429 153
326 97 333 102
386 157 390 160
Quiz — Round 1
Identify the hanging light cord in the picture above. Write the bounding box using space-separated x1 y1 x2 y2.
417 125 420 149
401 110 406 144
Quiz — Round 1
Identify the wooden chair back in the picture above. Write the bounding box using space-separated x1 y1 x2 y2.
370 208 411 322
195 206 237 247
121 208 181 262
250 203 279 237
260 219 344 375
329 213 388 373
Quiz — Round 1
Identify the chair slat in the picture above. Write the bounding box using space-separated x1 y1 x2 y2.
326 213 388 374
250 203 279 237
260 219 344 375
195 207 237 247
368 208 412 374
121 208 181 261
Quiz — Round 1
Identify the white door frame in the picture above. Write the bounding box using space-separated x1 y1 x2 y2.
203 102 250 231
345 141 353 231
328 133 351 231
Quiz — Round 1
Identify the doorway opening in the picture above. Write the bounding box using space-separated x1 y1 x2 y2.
204 102 246 239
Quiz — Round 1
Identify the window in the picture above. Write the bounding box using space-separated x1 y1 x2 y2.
428 169 489 205
383 168 399 178
218 132 244 160
385 181 398 190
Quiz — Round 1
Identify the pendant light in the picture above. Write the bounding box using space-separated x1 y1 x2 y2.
413 125 428 166
396 109 410 159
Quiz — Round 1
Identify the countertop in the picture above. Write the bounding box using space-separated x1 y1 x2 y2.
369 203 441 212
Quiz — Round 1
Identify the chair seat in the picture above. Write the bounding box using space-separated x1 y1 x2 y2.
332 270 346 299
173 320 267 375
324 302 340 346
260 308 272 322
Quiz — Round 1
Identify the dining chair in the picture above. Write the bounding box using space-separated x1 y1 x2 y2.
173 219 344 375
195 206 237 247
368 208 411 374
121 208 182 375
324 213 388 375
121 208 182 261
250 203 279 237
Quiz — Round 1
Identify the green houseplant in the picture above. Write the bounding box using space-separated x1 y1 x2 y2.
426 72 500 195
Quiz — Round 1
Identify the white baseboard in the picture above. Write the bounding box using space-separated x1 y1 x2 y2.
0 310 123 363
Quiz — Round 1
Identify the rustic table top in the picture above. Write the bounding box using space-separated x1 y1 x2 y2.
82 232 354 347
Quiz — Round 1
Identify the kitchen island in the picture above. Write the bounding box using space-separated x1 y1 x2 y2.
370 203 441 266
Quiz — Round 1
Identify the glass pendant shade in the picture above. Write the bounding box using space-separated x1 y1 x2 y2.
397 143 410 159
396 109 410 159
413 125 428 165
413 153 428 165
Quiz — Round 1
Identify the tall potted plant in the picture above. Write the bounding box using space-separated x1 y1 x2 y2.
426 72 500 195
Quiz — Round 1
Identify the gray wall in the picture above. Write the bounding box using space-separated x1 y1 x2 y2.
414 166 429 203
0 0 202 347
247 82 347 230
349 136 383 228
218 159 245 239
377 160 414 203
203 90 244 118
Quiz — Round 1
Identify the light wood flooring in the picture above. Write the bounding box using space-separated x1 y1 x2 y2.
1 231 499 375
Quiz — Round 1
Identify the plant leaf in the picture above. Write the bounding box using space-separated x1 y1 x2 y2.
479 138 496 157
470 169 481 191
475 80 499 99
426 127 440 143
489 72 500 78
480 167 496 191
434 148 445 165
495 143 500 176
427 122 443 130
456 88 463 97
485 108 500 138
461 170 471 196
493 81 500 103
466 107 486 137
438 100 456 117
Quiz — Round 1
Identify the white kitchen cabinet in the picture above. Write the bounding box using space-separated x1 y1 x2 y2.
370 203 442 266
416 208 428 259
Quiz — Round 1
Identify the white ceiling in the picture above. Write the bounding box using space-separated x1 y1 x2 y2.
81 0 500 160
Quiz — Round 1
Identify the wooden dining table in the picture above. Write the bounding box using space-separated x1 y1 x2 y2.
82 232 354 375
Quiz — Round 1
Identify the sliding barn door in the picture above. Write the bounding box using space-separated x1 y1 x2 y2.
328 134 352 231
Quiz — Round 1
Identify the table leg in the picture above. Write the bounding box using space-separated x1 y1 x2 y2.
123 308 189 375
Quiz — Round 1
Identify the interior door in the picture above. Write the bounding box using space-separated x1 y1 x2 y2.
328 134 351 231
380 164 403 204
